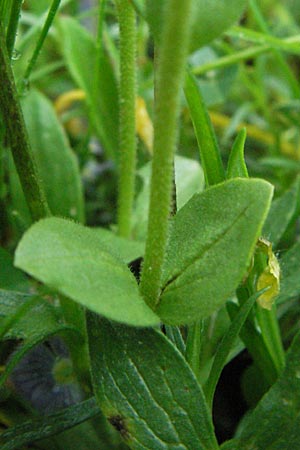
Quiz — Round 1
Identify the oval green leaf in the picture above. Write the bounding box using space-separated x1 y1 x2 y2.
14 218 159 327
59 17 119 161
87 313 219 450
147 0 247 52
157 178 273 324
22 90 84 222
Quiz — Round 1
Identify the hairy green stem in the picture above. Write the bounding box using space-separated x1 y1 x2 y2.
0 25 49 221
139 0 193 308
20 0 61 94
6 0 23 58
115 0 137 238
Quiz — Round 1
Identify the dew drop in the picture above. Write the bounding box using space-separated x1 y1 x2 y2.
12 49 21 61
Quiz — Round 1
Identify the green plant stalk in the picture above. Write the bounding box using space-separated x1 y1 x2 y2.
20 0 61 94
229 26 300 55
256 304 285 375
249 0 300 98
193 44 269 76
139 0 194 308
115 0 137 238
5 0 23 58
185 320 202 381
0 25 49 221
254 252 285 375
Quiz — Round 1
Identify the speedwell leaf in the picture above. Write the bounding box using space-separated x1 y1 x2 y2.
14 218 159 327
157 178 273 324
146 0 247 52
87 313 219 450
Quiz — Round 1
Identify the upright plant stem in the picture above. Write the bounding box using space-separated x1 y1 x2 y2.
116 0 137 238
20 0 61 94
6 0 23 58
0 25 49 221
139 0 193 308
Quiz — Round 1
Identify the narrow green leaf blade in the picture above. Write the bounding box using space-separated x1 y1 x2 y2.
157 179 273 324
14 218 159 326
88 313 219 450
0 397 100 450
184 71 225 186
235 331 300 450
226 128 249 179
204 291 262 409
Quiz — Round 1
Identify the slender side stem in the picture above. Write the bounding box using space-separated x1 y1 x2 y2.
6 0 23 58
0 25 49 221
115 0 137 238
20 0 61 94
192 44 270 76
139 0 193 308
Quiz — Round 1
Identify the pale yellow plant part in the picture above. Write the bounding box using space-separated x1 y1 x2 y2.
257 237 280 310
54 90 153 151
54 89 86 114
135 97 153 153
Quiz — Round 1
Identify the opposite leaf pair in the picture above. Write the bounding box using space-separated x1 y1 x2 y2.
15 178 273 327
